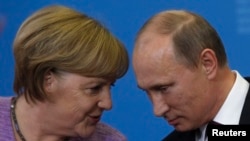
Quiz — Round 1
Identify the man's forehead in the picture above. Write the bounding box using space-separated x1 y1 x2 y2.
135 32 174 56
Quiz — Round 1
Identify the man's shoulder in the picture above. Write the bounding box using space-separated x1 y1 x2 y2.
244 77 250 82
162 130 196 141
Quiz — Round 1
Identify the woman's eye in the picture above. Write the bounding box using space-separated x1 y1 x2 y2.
110 83 115 89
85 82 114 95
83 85 103 96
90 85 102 91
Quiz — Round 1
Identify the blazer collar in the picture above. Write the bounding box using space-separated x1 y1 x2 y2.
239 77 250 124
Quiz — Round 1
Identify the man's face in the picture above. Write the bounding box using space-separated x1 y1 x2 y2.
132 32 215 131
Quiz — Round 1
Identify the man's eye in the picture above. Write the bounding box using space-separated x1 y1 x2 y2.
160 86 168 93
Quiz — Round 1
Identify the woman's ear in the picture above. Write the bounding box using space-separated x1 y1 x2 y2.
200 48 218 79
44 71 55 92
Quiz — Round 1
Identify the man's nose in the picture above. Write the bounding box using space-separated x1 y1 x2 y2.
150 94 169 117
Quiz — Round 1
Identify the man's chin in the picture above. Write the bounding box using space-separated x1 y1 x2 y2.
173 124 192 132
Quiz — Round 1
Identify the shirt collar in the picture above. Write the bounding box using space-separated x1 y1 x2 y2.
213 70 249 124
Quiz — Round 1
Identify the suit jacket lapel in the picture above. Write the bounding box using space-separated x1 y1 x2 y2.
239 77 250 124
162 130 196 141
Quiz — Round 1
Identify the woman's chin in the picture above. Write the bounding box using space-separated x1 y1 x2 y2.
77 124 97 138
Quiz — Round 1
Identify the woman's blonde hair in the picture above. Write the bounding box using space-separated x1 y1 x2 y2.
13 5 129 102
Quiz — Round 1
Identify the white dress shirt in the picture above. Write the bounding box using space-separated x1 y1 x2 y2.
196 71 249 141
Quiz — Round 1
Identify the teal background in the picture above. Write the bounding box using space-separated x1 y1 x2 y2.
1 0 250 140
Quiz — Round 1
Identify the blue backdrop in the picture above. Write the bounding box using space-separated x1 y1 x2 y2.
1 0 250 141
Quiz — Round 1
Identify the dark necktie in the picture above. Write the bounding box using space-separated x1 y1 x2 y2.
195 121 222 141
206 121 222 138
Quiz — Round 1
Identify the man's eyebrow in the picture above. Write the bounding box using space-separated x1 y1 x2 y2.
136 84 161 91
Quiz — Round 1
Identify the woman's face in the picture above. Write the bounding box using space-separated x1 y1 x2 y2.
43 71 114 137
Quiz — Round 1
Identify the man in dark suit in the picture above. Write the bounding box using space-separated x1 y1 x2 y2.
132 9 250 141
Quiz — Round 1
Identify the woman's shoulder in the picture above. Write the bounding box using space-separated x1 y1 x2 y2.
96 122 126 138
70 122 127 141
0 96 15 141
0 96 13 109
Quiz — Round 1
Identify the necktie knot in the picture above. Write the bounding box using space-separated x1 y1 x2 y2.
196 121 223 141
206 121 222 138
208 121 222 125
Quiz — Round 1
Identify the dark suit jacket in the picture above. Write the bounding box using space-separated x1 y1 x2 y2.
162 77 250 141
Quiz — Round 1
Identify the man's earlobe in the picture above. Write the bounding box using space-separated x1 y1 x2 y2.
200 48 218 79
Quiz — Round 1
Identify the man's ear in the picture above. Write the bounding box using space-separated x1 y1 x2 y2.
200 48 218 79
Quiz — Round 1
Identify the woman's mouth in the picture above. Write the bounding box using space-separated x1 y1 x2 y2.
89 115 101 124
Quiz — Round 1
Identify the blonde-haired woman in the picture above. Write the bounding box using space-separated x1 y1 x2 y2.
0 5 128 141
